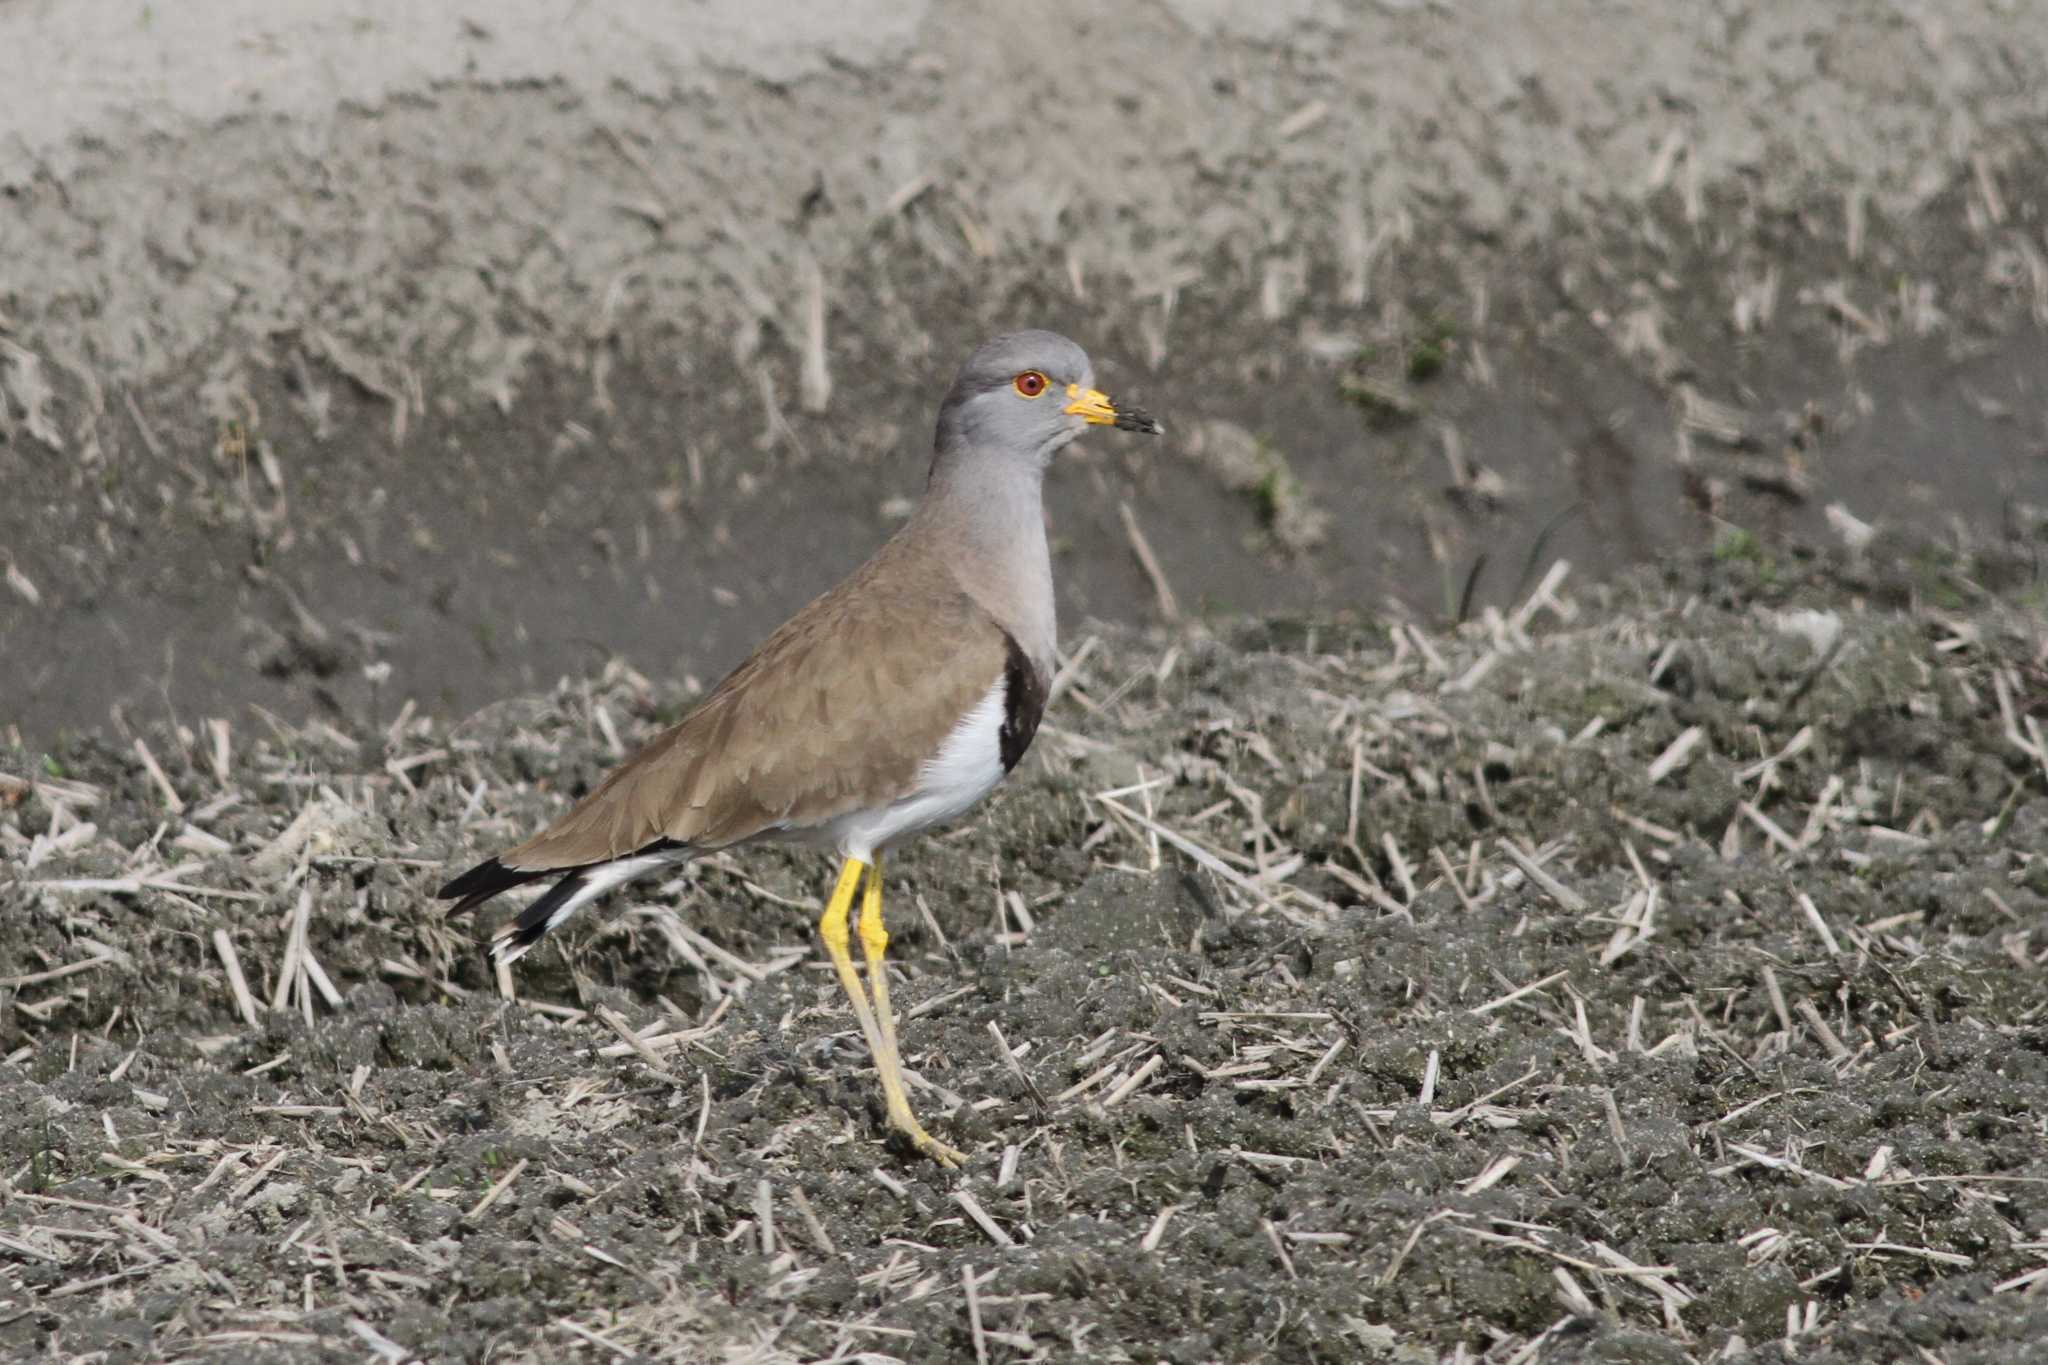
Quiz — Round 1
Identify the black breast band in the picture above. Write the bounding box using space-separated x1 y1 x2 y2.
998 633 1048 772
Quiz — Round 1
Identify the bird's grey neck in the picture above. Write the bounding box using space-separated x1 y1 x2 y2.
921 453 1057 671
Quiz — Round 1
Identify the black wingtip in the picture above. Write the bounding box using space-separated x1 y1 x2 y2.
438 857 539 917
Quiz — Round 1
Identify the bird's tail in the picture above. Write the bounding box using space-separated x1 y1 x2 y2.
437 844 689 963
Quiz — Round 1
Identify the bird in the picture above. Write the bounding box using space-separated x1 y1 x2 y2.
438 330 1162 1166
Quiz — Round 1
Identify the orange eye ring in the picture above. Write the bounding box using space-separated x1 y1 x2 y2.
1013 370 1049 399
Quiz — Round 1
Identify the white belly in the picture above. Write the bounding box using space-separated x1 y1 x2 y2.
821 679 1008 861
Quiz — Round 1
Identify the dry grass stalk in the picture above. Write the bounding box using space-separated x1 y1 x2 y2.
1794 999 1851 1061
1095 791 1332 920
0 949 118 990
595 1006 682 1082
1601 1089 1628 1149
1646 726 1705 783
1717 1143 1852 1189
1139 1204 1181 1253
1378 1210 1458 1288
270 884 341 1022
1381 832 1417 902
1260 1218 1298 1280
1051 1057 1120 1106
1597 887 1658 967
1100 1054 1164 1109
1452 1223 1681 1281
1794 891 1842 956
1846 1238 1973 1268
464 1157 531 1221
348 1319 412 1362
1418 1049 1441 1106
952 1190 1015 1248
212 928 261 1028
754 1178 777 1256
1740 801 1802 855
1509 560 1574 632
1495 839 1587 912
1463 1155 1520 1195
1431 845 1481 913
1118 501 1181 623
1994 1264 2048 1294
987 1021 1045 1111
1554 1265 1597 1316
130 736 184 812
798 253 831 415
1433 1066 1540 1129
1471 969 1570 1016
787 1185 837 1257
962 1263 991 1365
594 998 731 1059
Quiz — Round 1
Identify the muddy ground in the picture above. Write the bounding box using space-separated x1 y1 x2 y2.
5 538 2048 1363
4 1 2048 744
6 2 2048 1361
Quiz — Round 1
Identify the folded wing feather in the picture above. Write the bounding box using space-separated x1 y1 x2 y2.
499 536 1011 871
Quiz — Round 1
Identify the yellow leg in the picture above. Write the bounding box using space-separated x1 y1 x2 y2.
859 855 964 1167
816 855 963 1168
817 858 894 1112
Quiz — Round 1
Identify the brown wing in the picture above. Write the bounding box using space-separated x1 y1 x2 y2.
498 536 1009 871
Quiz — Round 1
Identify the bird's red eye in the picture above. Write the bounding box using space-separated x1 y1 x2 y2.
1013 371 1048 398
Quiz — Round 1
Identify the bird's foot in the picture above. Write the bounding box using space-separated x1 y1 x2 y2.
893 1114 966 1169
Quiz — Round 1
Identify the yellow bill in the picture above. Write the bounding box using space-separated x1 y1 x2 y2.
1064 382 1164 434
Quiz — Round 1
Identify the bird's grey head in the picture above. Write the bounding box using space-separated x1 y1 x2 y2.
932 329 1162 472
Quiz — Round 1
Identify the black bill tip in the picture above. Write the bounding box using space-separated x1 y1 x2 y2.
1113 406 1164 435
